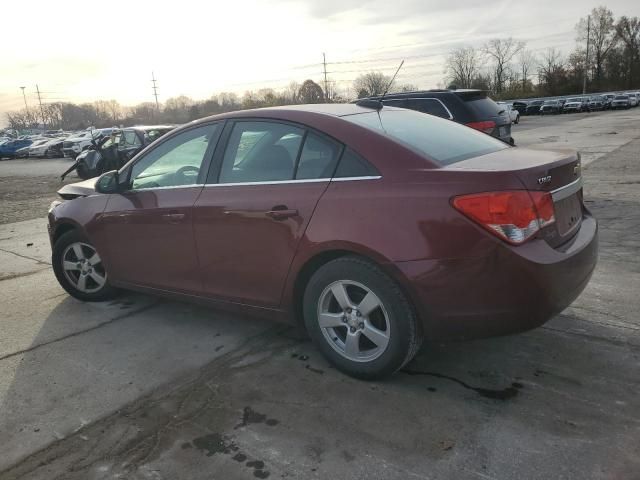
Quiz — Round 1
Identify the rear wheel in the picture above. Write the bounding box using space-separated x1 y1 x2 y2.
52 230 118 302
303 256 422 379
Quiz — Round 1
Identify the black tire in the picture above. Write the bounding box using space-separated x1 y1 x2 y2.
76 163 90 180
303 256 422 380
52 229 118 302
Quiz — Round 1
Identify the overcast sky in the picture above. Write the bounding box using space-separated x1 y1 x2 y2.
1 0 639 125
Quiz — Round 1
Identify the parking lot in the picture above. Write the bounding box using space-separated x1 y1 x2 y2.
1 108 639 479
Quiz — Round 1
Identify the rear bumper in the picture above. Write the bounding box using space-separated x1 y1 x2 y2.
394 215 598 341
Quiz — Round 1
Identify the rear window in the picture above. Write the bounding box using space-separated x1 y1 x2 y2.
342 109 508 166
457 92 503 117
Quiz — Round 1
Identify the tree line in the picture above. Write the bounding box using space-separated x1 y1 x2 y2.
5 5 639 131
444 6 639 99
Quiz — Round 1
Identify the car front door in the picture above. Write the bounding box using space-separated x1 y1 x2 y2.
193 120 342 308
99 123 222 293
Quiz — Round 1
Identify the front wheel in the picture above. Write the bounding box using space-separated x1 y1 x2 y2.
52 230 118 302
303 256 422 379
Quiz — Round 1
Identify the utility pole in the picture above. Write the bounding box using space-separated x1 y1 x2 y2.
151 72 160 111
582 15 590 95
322 53 329 102
35 84 46 131
20 86 29 114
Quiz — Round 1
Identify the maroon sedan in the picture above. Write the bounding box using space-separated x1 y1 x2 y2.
48 104 597 379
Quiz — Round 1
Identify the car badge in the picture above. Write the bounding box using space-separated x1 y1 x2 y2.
537 175 552 185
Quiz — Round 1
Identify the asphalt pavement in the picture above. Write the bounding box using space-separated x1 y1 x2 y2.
0 108 639 480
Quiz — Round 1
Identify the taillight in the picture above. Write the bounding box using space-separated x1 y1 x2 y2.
465 120 496 134
452 191 556 245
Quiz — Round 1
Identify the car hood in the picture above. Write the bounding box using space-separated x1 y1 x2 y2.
57 178 98 199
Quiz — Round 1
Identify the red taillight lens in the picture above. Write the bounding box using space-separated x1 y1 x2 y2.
465 120 496 134
453 191 556 245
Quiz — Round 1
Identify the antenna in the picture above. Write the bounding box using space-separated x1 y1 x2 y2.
381 60 404 100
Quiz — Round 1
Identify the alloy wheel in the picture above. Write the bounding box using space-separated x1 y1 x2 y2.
61 242 107 294
317 280 390 362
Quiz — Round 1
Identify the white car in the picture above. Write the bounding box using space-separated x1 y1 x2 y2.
62 128 115 158
497 102 520 124
629 93 639 107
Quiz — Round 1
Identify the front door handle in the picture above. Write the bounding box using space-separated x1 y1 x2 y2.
162 212 186 224
266 207 298 220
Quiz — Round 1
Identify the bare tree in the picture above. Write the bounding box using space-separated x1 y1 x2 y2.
616 16 640 88
353 72 392 98
444 46 481 88
298 80 325 103
538 48 566 95
483 38 525 94
577 6 618 87
517 49 536 93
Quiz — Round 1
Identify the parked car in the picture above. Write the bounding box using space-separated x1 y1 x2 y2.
62 128 115 159
524 100 544 115
611 95 631 109
563 97 588 113
29 138 65 158
48 104 598 379
540 100 562 115
0 139 33 159
511 101 527 115
588 95 606 111
602 94 616 109
497 102 520 124
61 125 175 180
358 89 514 144
628 93 639 107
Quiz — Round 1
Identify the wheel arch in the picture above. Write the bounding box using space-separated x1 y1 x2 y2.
285 244 418 334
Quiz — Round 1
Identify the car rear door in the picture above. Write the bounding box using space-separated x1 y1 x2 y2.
193 120 342 308
98 123 222 293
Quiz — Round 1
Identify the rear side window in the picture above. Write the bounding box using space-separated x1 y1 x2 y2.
296 133 341 180
335 148 379 177
405 99 451 119
342 109 508 166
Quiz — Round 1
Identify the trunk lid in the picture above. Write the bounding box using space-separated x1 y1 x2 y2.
446 147 583 247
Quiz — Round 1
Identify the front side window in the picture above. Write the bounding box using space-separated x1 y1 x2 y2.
130 124 219 190
219 122 304 183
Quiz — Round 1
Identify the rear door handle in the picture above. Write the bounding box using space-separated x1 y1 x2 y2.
162 212 186 224
266 208 298 220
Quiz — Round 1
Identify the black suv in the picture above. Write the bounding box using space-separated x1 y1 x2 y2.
358 89 513 144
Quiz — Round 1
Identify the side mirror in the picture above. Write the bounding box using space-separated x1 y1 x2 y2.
95 170 120 194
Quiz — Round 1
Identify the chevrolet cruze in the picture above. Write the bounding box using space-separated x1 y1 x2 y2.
48 103 598 379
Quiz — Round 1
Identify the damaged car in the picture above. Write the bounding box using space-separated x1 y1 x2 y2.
61 125 175 180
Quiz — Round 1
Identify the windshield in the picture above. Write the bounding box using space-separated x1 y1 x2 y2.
543 100 557 104
615 95 628 99
342 109 509 166
567 98 581 102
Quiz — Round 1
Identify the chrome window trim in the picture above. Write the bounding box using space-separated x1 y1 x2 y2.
551 177 583 202
129 184 205 192
382 97 454 120
331 175 382 182
204 178 331 187
201 175 382 187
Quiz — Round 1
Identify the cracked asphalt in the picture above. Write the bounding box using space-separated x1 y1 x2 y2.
1 109 639 479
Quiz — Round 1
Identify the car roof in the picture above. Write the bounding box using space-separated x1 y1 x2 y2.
190 103 386 125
